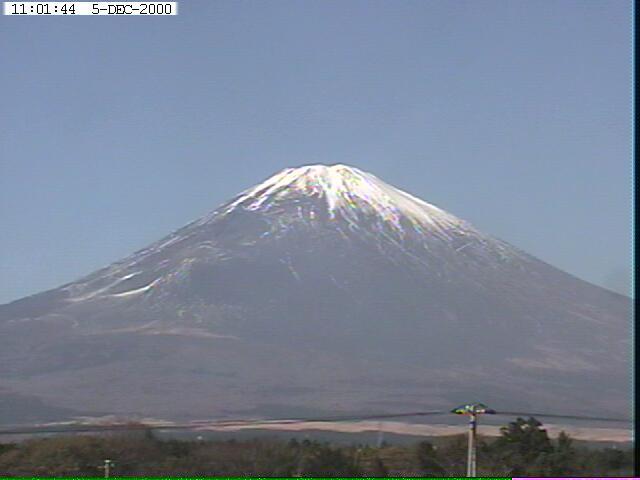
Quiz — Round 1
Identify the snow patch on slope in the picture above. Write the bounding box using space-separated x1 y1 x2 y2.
110 278 162 298
65 272 144 302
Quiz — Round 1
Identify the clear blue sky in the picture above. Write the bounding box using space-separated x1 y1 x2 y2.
0 0 632 303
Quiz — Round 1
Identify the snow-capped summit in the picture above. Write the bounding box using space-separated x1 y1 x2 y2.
219 164 466 235
0 164 630 425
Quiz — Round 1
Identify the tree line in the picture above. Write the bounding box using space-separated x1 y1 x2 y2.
0 417 632 476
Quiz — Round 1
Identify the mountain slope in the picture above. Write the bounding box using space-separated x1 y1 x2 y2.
0 165 630 423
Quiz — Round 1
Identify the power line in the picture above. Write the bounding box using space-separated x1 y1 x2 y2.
271 410 449 423
494 411 631 423
0 409 630 436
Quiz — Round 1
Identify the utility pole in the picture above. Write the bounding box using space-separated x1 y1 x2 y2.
467 412 477 477
99 459 114 478
451 403 495 477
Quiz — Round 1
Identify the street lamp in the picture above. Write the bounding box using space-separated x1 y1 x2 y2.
451 403 496 477
99 459 115 478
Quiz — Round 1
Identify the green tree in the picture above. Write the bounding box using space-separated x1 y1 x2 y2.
436 434 467 476
415 440 446 476
371 454 389 477
490 416 553 475
295 441 361 477
0 431 632 476
0 443 16 457
578 446 632 476
547 431 576 475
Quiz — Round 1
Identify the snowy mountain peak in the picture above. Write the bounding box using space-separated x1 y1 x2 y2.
219 164 467 235
0 164 629 424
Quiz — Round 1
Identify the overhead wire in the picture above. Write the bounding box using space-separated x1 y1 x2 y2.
0 409 630 436
493 411 631 423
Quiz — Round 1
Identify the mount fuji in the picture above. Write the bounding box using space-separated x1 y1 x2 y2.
0 165 630 424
